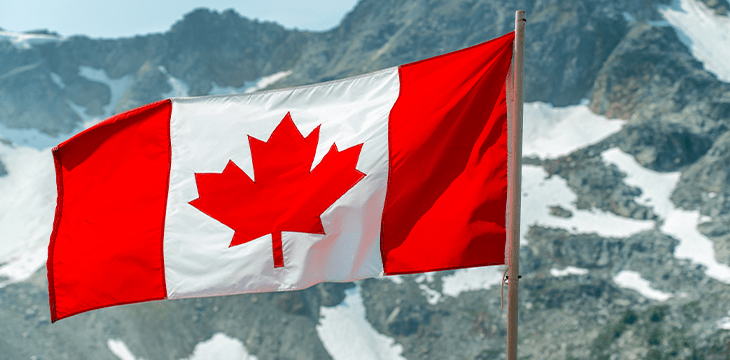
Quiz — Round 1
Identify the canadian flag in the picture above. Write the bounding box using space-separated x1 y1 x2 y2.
48 32 515 322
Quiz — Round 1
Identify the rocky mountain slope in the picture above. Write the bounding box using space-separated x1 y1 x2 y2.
2 0 730 359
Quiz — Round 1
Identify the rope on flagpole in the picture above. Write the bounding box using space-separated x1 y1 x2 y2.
506 10 526 360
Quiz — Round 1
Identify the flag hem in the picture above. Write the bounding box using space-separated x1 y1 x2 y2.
398 31 515 69
159 100 172 298
47 146 63 323
52 296 171 322
379 65 404 276
383 260 507 276
170 67 399 101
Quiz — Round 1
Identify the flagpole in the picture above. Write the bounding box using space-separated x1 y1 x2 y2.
506 10 525 360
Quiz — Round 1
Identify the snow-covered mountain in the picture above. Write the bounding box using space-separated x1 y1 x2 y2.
2 0 730 358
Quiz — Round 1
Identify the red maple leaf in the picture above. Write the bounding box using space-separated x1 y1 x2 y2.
189 112 366 268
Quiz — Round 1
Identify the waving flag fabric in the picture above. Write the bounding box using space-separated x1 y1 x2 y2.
48 31 515 322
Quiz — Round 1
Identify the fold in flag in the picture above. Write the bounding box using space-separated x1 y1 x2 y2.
48 31 515 322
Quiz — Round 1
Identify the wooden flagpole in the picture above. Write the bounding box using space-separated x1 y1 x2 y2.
506 10 526 360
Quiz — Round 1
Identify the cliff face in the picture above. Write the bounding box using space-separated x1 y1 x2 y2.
2 0 730 359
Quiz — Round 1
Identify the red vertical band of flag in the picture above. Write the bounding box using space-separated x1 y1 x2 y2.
381 32 514 274
48 100 172 322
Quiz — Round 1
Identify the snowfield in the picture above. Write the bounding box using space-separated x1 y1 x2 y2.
522 100 625 159
317 286 406 360
660 0 730 83
0 144 56 287
550 266 589 277
208 70 293 96
613 270 673 302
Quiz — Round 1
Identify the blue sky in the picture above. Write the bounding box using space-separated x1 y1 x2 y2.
0 0 359 38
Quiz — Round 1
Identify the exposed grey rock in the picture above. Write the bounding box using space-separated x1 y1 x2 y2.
0 158 6 177
317 282 354 307
361 275 507 360
699 0 730 14
549 205 573 218
521 155 543 166
0 42 81 135
519 226 730 359
542 148 657 219
353 224 730 360
590 24 730 142
23 29 61 37
63 76 111 117
698 220 730 265
282 0 659 107
161 9 309 97
609 119 714 172
0 268 357 360
115 61 171 112
673 132 730 215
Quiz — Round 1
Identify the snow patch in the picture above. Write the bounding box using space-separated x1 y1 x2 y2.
718 311 730 330
384 275 404 284
664 210 730 283
159 66 190 98
209 70 292 95
208 82 249 96
660 0 730 82
414 272 435 283
0 30 64 49
317 286 406 360
0 144 56 287
50 73 65 89
523 101 625 159
550 266 589 277
418 284 442 305
182 333 258 360
244 70 292 93
613 270 673 301
413 272 440 304
602 148 679 218
622 12 637 23
521 165 655 244
441 266 504 297
107 334 257 360
0 123 67 150
602 148 730 283
107 339 140 360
